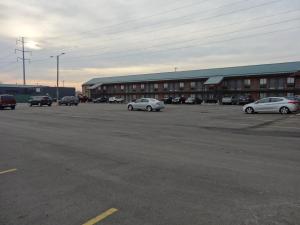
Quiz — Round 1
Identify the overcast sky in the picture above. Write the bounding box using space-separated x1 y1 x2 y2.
0 0 300 90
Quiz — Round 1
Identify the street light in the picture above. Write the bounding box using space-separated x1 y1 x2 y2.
50 53 65 104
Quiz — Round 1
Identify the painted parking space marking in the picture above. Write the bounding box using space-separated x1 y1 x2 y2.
82 208 118 225
0 168 17 175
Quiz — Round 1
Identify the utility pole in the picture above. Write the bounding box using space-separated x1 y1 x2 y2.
51 53 65 104
174 67 178 72
15 37 31 85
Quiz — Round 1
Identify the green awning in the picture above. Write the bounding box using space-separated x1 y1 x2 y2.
88 83 103 90
204 76 224 85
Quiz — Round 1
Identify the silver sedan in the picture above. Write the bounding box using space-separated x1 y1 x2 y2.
127 98 165 112
243 97 300 114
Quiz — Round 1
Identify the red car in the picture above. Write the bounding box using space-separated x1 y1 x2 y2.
0 94 16 110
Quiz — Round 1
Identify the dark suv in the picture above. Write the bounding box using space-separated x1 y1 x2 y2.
29 96 52 107
0 95 16 110
59 96 79 106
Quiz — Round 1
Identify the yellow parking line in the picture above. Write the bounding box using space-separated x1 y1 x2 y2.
0 168 17 175
82 208 118 225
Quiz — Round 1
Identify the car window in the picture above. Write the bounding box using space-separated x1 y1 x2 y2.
135 99 142 103
141 99 149 102
33 96 42 100
270 98 283 102
256 98 270 104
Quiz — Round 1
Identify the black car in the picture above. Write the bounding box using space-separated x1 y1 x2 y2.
29 96 52 107
185 97 203 104
93 97 108 103
238 95 254 105
162 97 173 104
59 96 79 106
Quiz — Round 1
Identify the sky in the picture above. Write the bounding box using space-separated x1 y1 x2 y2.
0 0 300 90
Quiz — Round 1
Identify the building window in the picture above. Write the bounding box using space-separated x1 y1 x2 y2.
120 85 124 90
179 82 184 88
132 84 136 90
236 80 242 90
260 78 267 88
103 86 106 90
163 83 168 89
269 78 276 89
259 92 267 98
190 82 195 89
114 85 117 89
244 79 251 88
287 77 295 86
141 84 145 89
154 94 159 99
154 83 158 90
278 78 284 89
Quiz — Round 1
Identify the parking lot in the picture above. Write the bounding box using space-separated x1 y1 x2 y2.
1 103 300 225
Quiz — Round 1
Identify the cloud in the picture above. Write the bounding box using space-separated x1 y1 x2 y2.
0 0 300 91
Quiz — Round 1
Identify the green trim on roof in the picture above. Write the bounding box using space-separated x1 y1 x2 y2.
83 61 300 86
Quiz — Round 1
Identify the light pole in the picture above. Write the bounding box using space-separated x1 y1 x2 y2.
51 53 65 104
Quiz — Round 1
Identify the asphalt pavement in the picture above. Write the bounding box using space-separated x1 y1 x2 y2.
0 103 299 225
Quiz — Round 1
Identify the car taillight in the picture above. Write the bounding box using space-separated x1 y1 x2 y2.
288 101 300 104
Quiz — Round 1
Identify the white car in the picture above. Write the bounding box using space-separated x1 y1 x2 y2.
243 97 300 114
108 97 124 103
127 98 165 112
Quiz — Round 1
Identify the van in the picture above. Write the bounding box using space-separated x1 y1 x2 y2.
0 95 16 110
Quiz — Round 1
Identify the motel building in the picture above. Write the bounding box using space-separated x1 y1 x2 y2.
82 61 300 102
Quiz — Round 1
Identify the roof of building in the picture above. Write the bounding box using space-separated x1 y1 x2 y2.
83 61 300 86
0 84 44 88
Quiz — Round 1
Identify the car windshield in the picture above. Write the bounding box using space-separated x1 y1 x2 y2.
1 95 14 100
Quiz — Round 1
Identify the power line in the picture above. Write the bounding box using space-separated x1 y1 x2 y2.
55 8 300 57
46 0 212 41
55 18 300 63
59 25 299 65
45 0 284 53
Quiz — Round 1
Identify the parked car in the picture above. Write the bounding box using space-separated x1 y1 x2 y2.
109 97 124 103
221 96 238 105
185 97 203 104
127 98 165 112
243 97 300 114
29 96 52 107
238 95 254 105
93 97 108 103
205 99 218 103
59 96 79 106
0 94 16 110
172 96 186 104
162 96 173 104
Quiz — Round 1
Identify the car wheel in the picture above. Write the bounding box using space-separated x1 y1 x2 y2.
39 103 43 107
146 105 152 112
11 106 15 110
128 105 133 111
280 106 290 114
245 107 254 114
